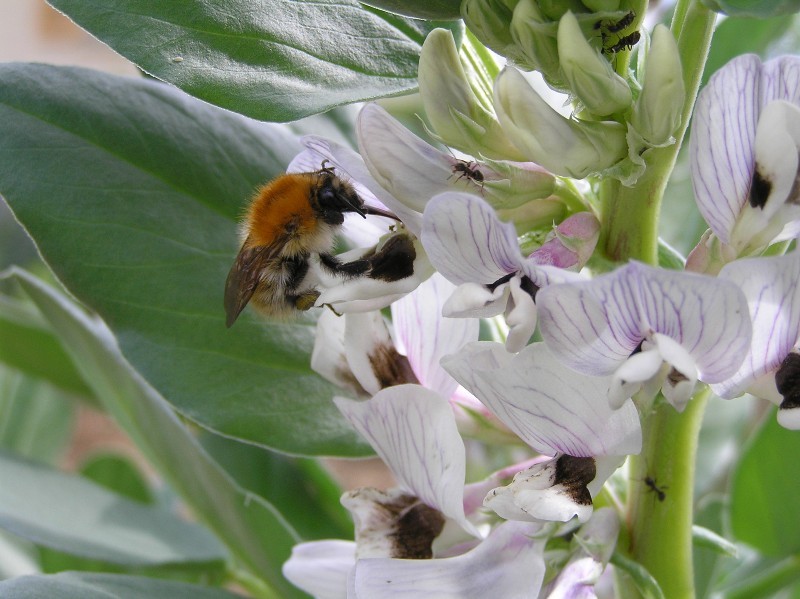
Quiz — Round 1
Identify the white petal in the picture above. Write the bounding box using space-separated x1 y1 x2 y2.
442 342 642 457
715 252 800 398
654 333 698 411
690 54 762 244
504 276 538 352
343 311 395 396
608 348 663 409
391 273 479 398
778 406 800 430
311 309 353 390
442 282 509 318
358 103 455 213
421 192 524 284
350 521 545 599
282 540 355 599
334 386 477 536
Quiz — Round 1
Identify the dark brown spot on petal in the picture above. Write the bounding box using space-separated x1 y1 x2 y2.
776 351 800 411
667 367 688 387
749 166 772 209
630 340 644 356
369 343 420 388
487 272 514 293
554 455 596 506
519 275 540 300
390 500 446 559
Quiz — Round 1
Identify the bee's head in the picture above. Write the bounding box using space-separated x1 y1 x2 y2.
312 170 366 225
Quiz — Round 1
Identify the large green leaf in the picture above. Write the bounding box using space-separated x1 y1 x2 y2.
729 410 800 556
0 572 243 599
0 63 368 457
47 0 456 122
0 450 226 567
8 269 306 597
702 0 800 17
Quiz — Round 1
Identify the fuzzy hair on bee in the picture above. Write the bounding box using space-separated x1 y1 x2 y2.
224 163 397 327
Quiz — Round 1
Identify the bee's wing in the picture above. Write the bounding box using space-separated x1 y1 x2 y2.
224 238 282 327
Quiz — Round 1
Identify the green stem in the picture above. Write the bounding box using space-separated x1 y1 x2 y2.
600 0 716 264
627 388 710 599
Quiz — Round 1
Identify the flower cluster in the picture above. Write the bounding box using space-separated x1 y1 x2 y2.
274 21 800 599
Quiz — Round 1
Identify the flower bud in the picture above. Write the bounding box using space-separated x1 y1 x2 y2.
460 0 520 59
583 0 620 10
481 158 557 209
494 67 628 178
508 0 562 84
419 29 526 160
558 10 632 116
630 25 685 146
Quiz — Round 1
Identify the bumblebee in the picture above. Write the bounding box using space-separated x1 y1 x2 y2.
224 163 396 327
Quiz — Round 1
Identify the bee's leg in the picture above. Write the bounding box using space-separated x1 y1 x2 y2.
292 290 321 311
366 234 416 282
319 253 370 278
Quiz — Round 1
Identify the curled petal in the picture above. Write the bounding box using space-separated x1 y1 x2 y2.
484 455 597 523
715 251 800 398
504 276 538 352
391 274 479 399
442 342 642 457
350 521 546 599
335 386 477 536
282 540 355 599
443 282 509 318
421 192 524 284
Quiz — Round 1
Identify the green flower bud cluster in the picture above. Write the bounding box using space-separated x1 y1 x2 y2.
419 3 686 184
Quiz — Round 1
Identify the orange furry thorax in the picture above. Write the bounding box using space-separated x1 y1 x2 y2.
244 173 319 248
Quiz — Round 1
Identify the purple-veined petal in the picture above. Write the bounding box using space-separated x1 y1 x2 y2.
537 265 642 376
358 103 456 214
350 521 545 599
538 262 751 383
442 342 642 457
714 251 800 398
421 192 524 284
691 54 800 247
391 273 479 399
334 386 477 536
463 458 545 517
282 540 355 599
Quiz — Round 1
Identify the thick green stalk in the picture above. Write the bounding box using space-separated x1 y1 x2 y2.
627 388 710 599
600 0 716 264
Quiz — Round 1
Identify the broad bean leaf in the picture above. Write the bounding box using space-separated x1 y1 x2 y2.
0 450 226 567
0 63 369 457
0 572 243 599
48 0 459 122
702 0 800 17
730 411 800 556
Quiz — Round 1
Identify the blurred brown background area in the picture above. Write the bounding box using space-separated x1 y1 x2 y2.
0 0 393 492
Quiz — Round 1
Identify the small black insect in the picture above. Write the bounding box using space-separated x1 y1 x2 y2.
607 11 635 33
603 31 641 54
644 476 667 502
449 159 485 192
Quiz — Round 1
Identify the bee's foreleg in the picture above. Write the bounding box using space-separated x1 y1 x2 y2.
319 253 370 278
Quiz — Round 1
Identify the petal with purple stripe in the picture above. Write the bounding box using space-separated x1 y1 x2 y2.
441 342 642 457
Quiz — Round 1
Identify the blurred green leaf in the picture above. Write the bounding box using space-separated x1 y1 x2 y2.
702 14 799 87
360 0 462 20
0 571 243 599
47 0 458 122
0 450 226 567
0 62 369 457
0 367 75 464
9 269 305 596
730 410 800 556
702 0 800 17
200 432 353 541
0 296 93 399
80 454 154 505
